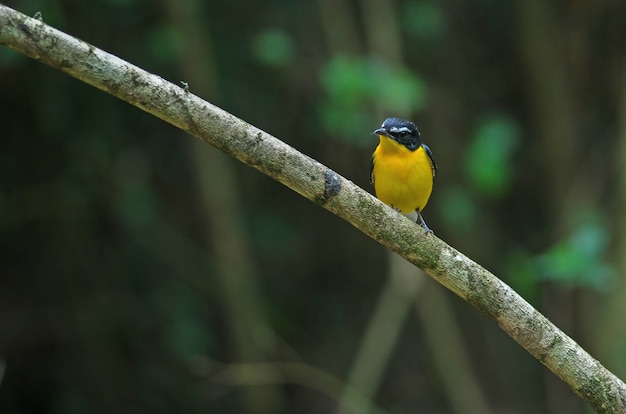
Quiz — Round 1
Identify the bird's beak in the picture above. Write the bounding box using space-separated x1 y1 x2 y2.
373 127 389 137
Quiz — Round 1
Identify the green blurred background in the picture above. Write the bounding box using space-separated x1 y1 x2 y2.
1 0 625 413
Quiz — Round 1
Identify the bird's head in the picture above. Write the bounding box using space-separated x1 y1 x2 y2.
373 117 421 151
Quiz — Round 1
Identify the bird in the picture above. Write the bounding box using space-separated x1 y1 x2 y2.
370 117 437 233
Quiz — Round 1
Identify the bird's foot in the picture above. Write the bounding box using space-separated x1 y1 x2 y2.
417 212 434 234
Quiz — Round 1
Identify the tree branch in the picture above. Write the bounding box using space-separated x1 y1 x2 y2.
1 4 624 412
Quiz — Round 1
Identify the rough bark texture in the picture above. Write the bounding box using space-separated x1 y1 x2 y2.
1 4 624 412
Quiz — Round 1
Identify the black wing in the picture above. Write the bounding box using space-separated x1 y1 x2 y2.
422 144 437 176
369 152 375 185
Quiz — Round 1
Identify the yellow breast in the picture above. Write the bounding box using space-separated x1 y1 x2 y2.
372 136 434 214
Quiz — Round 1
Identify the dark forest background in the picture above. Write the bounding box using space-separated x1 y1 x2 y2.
1 0 626 413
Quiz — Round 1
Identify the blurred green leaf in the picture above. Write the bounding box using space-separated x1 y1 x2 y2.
319 56 427 144
321 56 372 106
319 56 375 140
403 1 448 39
438 186 478 231
372 63 427 115
465 113 521 198
534 218 615 290
505 249 540 304
319 105 372 142
252 28 295 67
